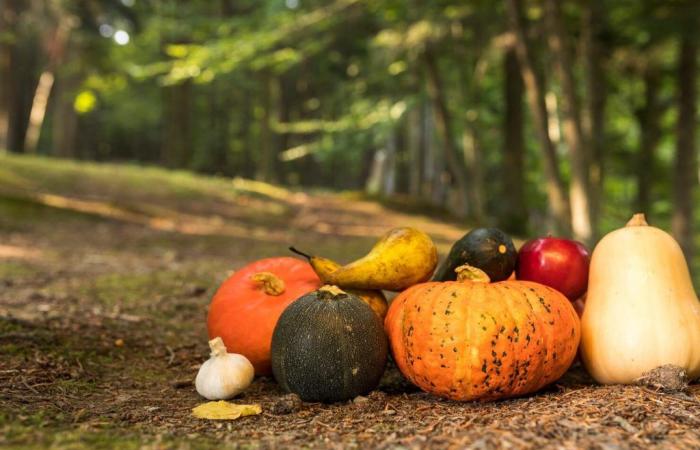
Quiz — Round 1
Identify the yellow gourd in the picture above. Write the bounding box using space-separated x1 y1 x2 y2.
581 213 700 384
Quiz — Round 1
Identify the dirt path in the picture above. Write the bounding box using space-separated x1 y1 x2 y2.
1 156 699 449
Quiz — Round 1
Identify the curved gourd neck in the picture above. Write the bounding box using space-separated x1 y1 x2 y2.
318 285 347 300
455 265 491 283
626 213 648 227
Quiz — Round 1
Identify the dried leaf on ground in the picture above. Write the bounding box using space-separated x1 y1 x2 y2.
192 401 262 420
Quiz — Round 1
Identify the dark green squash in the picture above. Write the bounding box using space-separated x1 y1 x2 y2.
434 227 517 282
270 286 388 403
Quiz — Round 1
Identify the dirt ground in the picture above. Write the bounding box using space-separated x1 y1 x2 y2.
1 155 700 449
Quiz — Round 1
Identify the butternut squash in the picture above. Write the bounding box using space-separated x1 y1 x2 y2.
581 213 700 384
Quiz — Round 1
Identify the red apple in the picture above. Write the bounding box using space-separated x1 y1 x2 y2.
515 237 590 301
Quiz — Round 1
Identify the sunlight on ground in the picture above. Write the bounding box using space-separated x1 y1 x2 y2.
231 177 299 201
30 192 286 242
0 245 42 260
0 154 476 256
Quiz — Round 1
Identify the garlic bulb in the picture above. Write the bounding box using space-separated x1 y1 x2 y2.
195 337 254 400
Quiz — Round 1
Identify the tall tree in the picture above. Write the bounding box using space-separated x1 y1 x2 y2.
505 0 571 234
50 65 80 158
544 0 592 244
1 0 41 153
423 46 471 218
256 73 280 183
581 0 606 238
161 79 193 168
501 47 527 234
419 102 446 206
455 19 487 223
24 6 76 153
672 36 697 267
0 0 18 150
406 106 423 197
636 66 662 216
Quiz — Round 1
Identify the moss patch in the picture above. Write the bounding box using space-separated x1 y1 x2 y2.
79 267 216 311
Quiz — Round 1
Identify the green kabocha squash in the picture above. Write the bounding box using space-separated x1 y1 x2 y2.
271 286 388 403
434 228 517 282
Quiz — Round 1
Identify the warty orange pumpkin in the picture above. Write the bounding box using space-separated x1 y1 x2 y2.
384 265 580 401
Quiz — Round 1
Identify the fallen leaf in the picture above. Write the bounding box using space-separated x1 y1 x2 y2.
192 401 262 420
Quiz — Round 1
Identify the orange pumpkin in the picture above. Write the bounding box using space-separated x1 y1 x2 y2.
207 257 321 375
385 265 580 401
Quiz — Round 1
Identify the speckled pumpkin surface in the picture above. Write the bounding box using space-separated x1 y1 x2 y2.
385 275 581 401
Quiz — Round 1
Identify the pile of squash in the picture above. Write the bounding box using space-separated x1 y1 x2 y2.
202 214 700 404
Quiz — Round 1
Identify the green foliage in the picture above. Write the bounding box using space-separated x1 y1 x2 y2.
4 0 700 261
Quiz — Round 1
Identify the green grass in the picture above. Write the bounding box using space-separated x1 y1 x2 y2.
0 260 41 280
81 269 205 309
0 410 256 450
0 421 217 450
0 154 236 201
0 195 101 232
0 154 300 240
0 153 299 214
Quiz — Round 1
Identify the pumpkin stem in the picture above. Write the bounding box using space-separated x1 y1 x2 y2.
289 246 312 261
455 264 491 283
318 285 346 298
208 337 228 358
626 213 648 227
251 272 285 295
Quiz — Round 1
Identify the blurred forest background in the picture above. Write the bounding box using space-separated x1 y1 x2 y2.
1 0 700 261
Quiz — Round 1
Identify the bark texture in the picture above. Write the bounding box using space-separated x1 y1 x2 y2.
506 0 571 234
545 0 592 243
502 48 528 235
672 37 697 267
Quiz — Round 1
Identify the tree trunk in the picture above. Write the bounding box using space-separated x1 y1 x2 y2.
582 0 606 238
240 89 256 177
636 68 662 216
161 79 193 168
0 1 16 150
0 51 8 149
502 48 528 235
24 71 55 153
365 149 386 195
5 38 40 154
0 0 30 153
505 0 571 234
462 130 484 223
455 22 486 223
421 102 445 206
383 129 397 195
277 76 291 183
423 47 470 217
367 134 398 196
197 78 231 174
544 0 592 244
24 16 74 153
672 37 697 269
406 106 423 197
257 74 279 183
51 73 80 158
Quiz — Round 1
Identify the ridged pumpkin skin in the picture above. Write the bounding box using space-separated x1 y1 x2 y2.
385 277 580 401
207 257 321 375
271 288 388 403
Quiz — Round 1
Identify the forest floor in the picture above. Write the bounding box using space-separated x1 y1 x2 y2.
1 154 699 450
